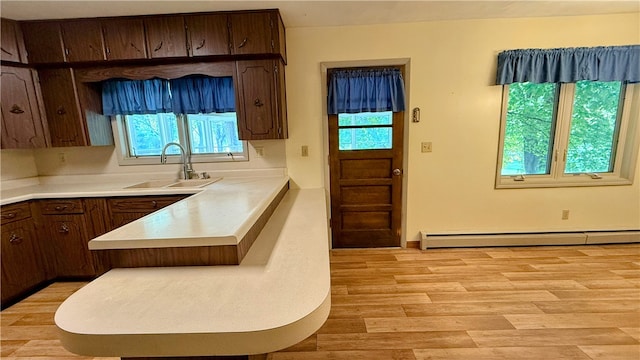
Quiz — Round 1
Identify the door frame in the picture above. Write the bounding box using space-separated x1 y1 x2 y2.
320 58 411 249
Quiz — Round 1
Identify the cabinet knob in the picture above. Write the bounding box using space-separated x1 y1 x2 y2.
2 212 17 220
9 233 23 244
56 106 67 116
254 99 264 107
152 200 158 208
9 104 24 114
237 38 248 49
59 223 70 233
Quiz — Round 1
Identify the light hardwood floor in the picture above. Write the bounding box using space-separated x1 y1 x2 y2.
2 244 639 359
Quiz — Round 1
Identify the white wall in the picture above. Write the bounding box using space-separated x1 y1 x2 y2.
284 13 640 240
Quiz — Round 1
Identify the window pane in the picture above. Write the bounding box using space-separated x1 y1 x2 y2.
124 113 179 156
186 113 243 154
565 81 622 174
501 83 557 175
339 127 392 150
338 112 392 126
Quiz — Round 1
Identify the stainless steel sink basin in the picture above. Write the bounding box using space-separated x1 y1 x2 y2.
124 177 221 189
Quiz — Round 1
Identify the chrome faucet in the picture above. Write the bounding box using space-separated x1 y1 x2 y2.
160 142 194 180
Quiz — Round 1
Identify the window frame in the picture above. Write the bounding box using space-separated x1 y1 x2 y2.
495 82 639 188
112 113 248 166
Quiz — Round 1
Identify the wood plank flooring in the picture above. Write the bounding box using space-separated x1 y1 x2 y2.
1 243 639 359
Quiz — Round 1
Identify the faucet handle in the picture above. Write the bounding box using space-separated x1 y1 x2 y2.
200 172 210 179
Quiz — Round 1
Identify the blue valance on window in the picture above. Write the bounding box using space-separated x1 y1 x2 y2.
327 68 406 114
102 78 172 116
496 45 640 84
170 76 236 114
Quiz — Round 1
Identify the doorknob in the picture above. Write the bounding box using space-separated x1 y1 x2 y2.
393 168 402 176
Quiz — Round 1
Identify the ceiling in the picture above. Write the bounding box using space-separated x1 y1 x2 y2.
1 1 639 28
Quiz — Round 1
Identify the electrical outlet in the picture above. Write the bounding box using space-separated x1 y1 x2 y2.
254 147 264 157
421 142 432 153
562 209 570 220
58 152 66 163
301 145 309 157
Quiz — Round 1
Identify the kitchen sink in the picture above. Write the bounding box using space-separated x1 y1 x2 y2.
124 177 221 189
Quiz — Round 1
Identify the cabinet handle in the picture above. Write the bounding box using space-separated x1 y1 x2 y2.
2 212 17 220
154 41 163 52
59 223 70 233
9 233 23 245
254 98 264 107
237 38 248 48
54 205 68 212
152 200 158 208
56 106 67 116
195 39 206 50
1 47 13 56
130 43 142 53
10 105 24 114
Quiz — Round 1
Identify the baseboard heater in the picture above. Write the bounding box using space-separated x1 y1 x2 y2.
420 230 640 250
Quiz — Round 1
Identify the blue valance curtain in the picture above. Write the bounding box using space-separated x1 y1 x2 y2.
170 76 235 114
102 76 235 116
327 68 406 115
102 78 172 116
496 45 640 84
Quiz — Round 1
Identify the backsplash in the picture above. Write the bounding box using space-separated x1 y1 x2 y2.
0 149 38 181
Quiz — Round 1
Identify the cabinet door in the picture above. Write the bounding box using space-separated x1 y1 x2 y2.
0 67 49 149
38 68 87 147
1 18 25 63
185 14 229 57
1 219 46 304
144 16 187 58
229 12 273 56
235 60 287 140
20 21 66 64
60 20 106 62
42 214 94 277
102 18 147 60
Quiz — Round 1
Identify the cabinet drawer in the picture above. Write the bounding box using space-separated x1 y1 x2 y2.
1 202 32 225
107 196 186 213
39 199 84 214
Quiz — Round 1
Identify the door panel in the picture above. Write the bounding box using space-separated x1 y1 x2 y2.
329 109 404 248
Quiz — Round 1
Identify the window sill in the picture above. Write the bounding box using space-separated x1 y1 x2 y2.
495 175 633 189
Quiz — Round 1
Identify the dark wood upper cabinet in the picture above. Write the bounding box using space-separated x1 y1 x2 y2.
60 20 106 62
229 11 286 62
185 14 230 57
1 18 26 63
38 68 86 147
144 16 188 59
102 18 147 60
20 21 66 64
234 59 287 140
0 67 49 149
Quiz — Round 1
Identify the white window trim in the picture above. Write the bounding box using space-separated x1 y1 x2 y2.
496 83 639 189
111 115 248 166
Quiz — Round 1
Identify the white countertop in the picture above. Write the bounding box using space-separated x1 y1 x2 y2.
1 174 290 250
55 189 331 357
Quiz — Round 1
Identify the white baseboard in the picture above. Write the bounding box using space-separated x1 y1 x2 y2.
420 230 640 250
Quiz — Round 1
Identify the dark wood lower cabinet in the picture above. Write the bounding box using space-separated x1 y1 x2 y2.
0 215 47 305
40 214 96 277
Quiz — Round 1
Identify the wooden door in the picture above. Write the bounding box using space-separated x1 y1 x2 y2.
1 67 49 149
60 20 105 62
38 68 87 147
144 16 187 59
329 110 404 248
185 14 230 57
102 18 147 60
